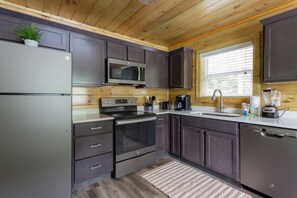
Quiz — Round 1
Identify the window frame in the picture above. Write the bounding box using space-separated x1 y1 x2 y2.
199 41 254 97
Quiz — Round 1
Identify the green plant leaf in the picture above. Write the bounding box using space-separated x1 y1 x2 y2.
14 23 42 42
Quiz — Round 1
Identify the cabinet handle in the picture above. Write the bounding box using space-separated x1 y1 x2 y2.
158 118 165 121
91 126 102 130
89 143 102 148
90 164 101 170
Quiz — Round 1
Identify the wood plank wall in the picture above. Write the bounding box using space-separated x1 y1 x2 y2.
73 21 297 111
169 22 297 111
72 86 168 109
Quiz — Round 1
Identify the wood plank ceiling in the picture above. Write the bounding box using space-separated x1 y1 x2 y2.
4 0 297 49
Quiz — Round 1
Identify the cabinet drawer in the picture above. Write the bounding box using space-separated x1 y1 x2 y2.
156 114 169 124
74 153 113 183
74 133 112 160
181 116 238 135
74 120 113 136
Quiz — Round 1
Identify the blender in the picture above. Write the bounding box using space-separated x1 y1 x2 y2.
262 88 281 118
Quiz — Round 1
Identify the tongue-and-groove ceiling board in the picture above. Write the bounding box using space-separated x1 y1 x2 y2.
3 0 297 49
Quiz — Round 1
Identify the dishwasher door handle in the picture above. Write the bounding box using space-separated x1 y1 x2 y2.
116 117 157 126
252 129 296 139
260 132 284 139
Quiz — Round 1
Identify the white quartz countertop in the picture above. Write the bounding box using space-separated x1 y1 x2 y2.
150 109 297 130
72 109 114 124
73 107 297 130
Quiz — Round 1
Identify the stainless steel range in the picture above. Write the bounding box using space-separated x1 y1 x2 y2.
99 97 156 178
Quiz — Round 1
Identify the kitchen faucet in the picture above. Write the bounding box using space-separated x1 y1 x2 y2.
212 89 224 113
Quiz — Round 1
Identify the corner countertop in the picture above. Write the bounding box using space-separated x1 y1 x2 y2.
72 107 297 130
150 109 297 130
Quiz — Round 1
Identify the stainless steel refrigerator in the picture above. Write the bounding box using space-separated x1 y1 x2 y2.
0 40 72 198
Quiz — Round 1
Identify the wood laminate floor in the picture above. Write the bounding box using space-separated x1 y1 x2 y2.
72 157 261 198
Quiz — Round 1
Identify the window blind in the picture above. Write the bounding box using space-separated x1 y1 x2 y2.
201 42 253 97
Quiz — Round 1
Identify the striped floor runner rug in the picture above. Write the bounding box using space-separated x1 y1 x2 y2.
139 161 252 198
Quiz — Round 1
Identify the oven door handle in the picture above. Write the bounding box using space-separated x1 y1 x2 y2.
116 117 157 125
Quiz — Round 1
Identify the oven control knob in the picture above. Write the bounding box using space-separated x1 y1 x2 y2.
107 101 111 104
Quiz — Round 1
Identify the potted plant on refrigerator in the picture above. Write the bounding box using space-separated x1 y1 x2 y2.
14 23 42 47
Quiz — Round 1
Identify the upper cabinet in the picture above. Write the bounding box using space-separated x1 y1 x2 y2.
70 33 106 86
169 47 193 89
107 42 145 63
107 42 127 60
146 50 168 88
35 23 69 51
0 14 25 42
262 9 297 82
128 46 145 63
0 14 68 51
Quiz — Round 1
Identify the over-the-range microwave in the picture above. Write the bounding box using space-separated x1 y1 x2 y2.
106 58 146 85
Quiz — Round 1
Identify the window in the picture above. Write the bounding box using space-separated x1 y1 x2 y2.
201 42 253 96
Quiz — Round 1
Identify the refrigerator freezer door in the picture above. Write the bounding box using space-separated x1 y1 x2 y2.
0 95 71 198
0 40 71 94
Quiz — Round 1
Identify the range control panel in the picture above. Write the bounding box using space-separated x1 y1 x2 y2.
100 97 138 107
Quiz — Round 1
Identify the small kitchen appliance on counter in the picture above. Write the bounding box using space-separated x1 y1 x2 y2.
175 95 192 110
162 101 170 110
262 89 281 118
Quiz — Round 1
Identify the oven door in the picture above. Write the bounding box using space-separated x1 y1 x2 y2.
107 58 146 85
115 116 156 162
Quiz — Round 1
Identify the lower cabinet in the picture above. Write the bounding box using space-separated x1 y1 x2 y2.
156 115 169 158
181 125 205 166
73 120 113 183
205 130 239 181
177 115 240 182
170 115 181 156
75 153 113 183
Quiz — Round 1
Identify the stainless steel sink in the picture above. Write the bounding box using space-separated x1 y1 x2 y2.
190 111 241 117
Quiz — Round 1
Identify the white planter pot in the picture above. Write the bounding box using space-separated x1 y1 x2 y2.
24 39 39 47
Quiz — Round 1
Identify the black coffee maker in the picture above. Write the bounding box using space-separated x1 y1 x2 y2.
175 95 191 110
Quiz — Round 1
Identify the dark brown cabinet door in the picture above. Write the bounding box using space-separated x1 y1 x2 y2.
146 51 168 88
128 46 145 63
169 52 183 88
70 33 106 86
0 14 26 42
263 15 297 82
107 42 127 60
205 130 239 181
169 47 193 89
181 125 205 166
170 115 181 156
35 23 69 51
156 115 169 157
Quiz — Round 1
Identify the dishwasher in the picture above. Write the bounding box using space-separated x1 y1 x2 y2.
240 124 297 198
